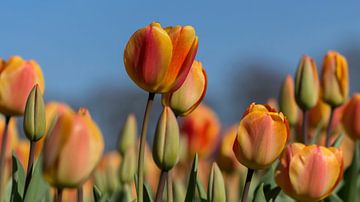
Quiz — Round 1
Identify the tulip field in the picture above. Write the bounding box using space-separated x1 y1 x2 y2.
0 21 360 202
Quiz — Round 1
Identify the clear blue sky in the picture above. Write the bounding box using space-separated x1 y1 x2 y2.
1 1 360 148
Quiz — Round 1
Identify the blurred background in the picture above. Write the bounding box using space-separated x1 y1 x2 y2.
1 1 360 150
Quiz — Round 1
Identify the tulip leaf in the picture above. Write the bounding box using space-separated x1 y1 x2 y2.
261 163 277 188
185 154 198 202
263 185 281 201
196 178 207 202
338 141 359 202
274 191 296 202
94 185 110 202
331 133 344 148
323 193 344 202
10 154 25 202
144 183 154 202
23 156 51 202
253 183 267 202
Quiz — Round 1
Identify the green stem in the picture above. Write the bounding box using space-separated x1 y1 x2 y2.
155 170 168 202
241 168 254 202
137 92 155 202
24 141 36 198
167 171 173 202
325 107 335 147
302 109 308 144
77 186 83 202
0 116 11 199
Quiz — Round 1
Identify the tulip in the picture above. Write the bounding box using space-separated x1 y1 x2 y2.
119 146 137 184
94 151 121 193
0 117 19 159
207 163 226 202
43 108 104 188
294 55 319 110
180 104 220 158
275 143 343 202
321 51 349 107
307 99 331 130
233 103 289 169
279 75 299 126
342 94 360 140
124 22 198 93
153 106 180 171
0 56 45 116
14 140 30 170
118 114 137 156
162 60 207 116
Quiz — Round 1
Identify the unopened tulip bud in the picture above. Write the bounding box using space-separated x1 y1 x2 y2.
342 94 360 140
162 60 207 116
308 99 331 129
23 84 46 141
43 108 104 188
207 163 226 202
233 103 289 169
0 56 45 116
119 146 137 184
294 55 319 110
321 51 349 107
279 75 299 126
152 107 180 171
275 143 343 202
118 114 137 155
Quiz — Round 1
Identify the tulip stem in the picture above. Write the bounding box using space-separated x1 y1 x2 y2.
77 186 83 202
167 172 173 202
57 188 63 202
241 168 254 202
155 170 168 202
137 92 155 202
325 107 336 147
0 115 11 198
24 141 36 197
302 109 308 144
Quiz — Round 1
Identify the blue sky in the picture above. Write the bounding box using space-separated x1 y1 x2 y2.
1 1 360 148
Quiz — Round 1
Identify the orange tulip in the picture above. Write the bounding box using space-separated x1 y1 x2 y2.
162 60 207 116
180 104 220 158
342 94 360 140
0 56 45 116
14 139 30 170
124 22 198 93
275 143 343 202
321 51 349 107
0 116 19 159
43 108 104 188
279 75 299 126
233 103 289 169
308 99 331 130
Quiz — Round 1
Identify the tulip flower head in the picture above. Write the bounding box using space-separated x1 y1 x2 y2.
124 22 198 93
342 94 360 140
233 103 289 169
162 60 207 116
0 56 45 116
275 143 343 202
321 51 349 107
294 55 319 110
279 75 299 126
43 108 104 188
0 116 19 159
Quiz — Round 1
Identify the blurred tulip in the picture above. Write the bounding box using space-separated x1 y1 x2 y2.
321 51 349 107
0 116 19 159
162 60 207 116
266 98 278 111
275 143 343 202
180 104 220 158
144 141 161 193
118 114 137 156
119 146 137 183
279 75 299 126
153 106 180 171
294 55 319 110
307 99 331 130
342 94 360 140
233 103 289 169
207 163 226 202
124 22 198 93
94 151 121 193
23 84 46 141
0 56 45 116
14 139 30 171
43 108 104 188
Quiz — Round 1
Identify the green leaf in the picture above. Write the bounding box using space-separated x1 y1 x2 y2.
324 193 344 202
261 163 277 188
10 154 25 202
263 185 281 201
110 184 131 202
338 141 359 202
331 133 344 148
144 183 154 202
23 156 50 202
274 191 296 202
253 183 266 202
185 154 198 202
94 185 103 202
196 179 207 202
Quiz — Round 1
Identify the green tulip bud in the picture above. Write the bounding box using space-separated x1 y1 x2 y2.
23 84 46 141
207 163 226 202
152 106 180 171
119 146 136 184
118 113 137 155
279 75 299 126
295 55 320 110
